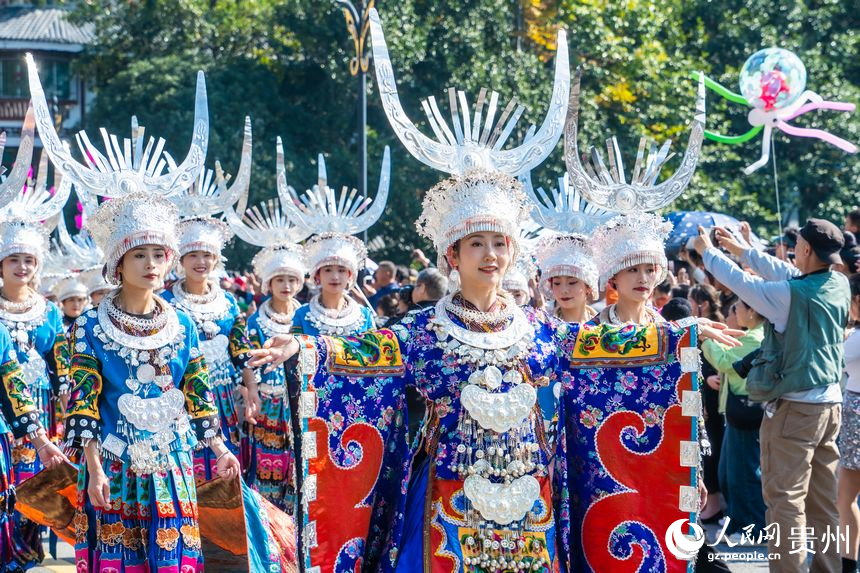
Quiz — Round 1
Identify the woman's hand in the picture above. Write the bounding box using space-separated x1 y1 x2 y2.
211 441 240 480
706 374 721 391
32 432 68 469
248 335 299 373
87 467 111 509
697 318 745 347
241 369 261 425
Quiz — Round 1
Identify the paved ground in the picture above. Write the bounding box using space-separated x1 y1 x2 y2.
33 526 772 572
703 521 770 572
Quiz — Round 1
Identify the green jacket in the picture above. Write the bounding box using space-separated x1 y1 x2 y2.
702 323 765 413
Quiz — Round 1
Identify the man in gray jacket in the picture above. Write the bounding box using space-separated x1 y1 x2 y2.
693 219 850 573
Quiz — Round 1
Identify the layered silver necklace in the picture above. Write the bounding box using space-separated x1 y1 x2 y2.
257 298 296 337
0 290 48 349
171 279 230 338
307 293 365 336
92 290 190 474
428 292 545 561
606 303 663 326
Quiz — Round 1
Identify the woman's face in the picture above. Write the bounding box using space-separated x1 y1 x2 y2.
725 303 740 330
61 295 89 319
734 299 759 329
509 289 530 306
450 232 511 291
116 245 170 291
549 276 589 309
612 263 660 304
1 254 37 287
317 265 352 297
181 250 217 283
269 274 302 303
687 294 707 318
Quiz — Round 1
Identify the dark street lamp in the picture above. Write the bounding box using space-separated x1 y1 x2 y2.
333 0 375 241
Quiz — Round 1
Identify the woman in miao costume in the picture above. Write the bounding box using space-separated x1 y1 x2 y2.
276 145 390 337
248 12 737 573
245 242 308 511
0 102 69 571
162 119 257 480
552 65 726 572
27 58 240 572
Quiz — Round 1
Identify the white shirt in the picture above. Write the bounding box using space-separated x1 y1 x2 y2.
845 329 860 394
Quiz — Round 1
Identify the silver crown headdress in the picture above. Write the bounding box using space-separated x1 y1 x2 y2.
251 242 307 295
173 118 250 259
79 265 112 297
370 8 569 273
0 103 38 209
86 192 180 285
304 232 367 283
173 116 252 219
53 272 89 302
564 69 705 214
533 233 599 301
27 53 208 199
590 212 673 288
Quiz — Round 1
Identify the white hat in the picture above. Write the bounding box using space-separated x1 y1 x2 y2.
591 213 673 288
177 217 233 258
80 265 112 296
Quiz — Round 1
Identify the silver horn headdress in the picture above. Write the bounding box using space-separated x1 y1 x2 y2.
172 116 252 219
370 9 568 176
564 68 705 213
370 8 567 273
277 140 390 235
520 170 612 235
26 53 208 198
0 102 37 209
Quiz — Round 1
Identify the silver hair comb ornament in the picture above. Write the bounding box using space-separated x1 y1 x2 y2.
52 184 103 270
276 139 390 235
369 8 569 176
0 103 37 210
563 68 706 213
26 53 208 198
519 170 613 234
172 116 252 218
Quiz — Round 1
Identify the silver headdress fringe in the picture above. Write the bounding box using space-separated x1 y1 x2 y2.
533 233 599 301
304 232 368 282
564 68 705 214
86 192 180 285
590 213 673 288
252 242 307 295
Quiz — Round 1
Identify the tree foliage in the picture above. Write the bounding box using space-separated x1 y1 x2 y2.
58 0 859 265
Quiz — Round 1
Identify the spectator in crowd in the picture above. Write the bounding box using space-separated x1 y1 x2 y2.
412 268 448 308
660 296 693 321
368 260 399 308
702 300 767 542
410 248 432 270
375 292 400 321
689 284 726 523
395 265 412 285
845 207 860 239
652 279 672 310
838 273 860 573
694 220 849 572
671 284 691 301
